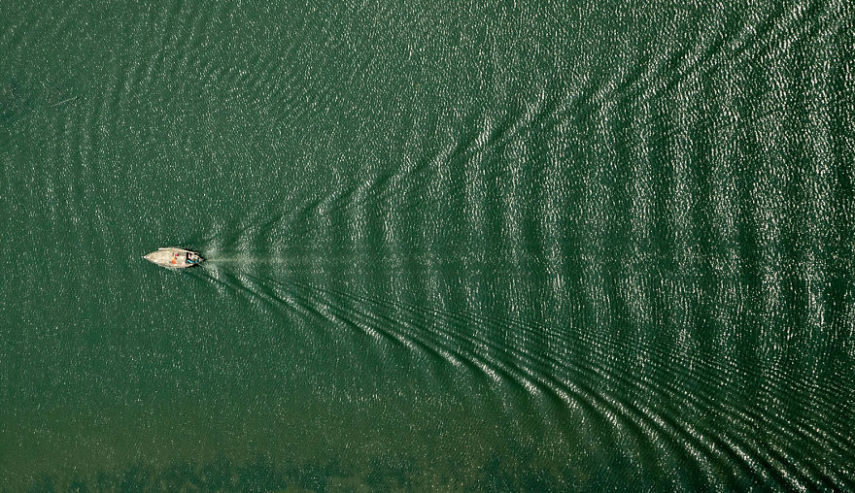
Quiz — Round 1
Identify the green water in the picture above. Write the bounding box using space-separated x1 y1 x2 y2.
1 1 853 491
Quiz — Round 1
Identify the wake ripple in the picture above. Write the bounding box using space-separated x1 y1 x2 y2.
192 264 854 490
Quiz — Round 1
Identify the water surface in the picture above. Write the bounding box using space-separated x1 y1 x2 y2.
1 0 853 490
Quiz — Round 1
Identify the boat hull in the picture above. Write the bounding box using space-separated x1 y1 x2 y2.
144 247 203 268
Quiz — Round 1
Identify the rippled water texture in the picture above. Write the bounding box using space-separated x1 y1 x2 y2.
1 0 854 491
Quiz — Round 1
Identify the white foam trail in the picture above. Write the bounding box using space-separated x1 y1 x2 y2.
207 257 289 263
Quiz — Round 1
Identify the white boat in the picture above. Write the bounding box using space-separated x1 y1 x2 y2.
143 247 203 268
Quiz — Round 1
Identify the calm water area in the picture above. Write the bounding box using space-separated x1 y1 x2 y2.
1 1 853 491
